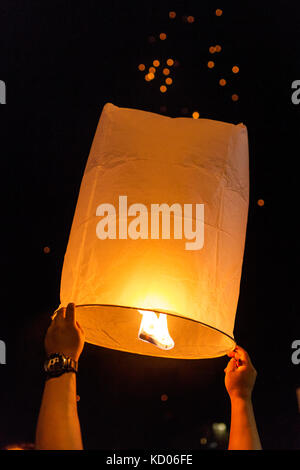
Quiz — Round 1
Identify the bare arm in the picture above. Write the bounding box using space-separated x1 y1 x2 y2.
35 303 85 450
225 345 262 450
35 372 83 450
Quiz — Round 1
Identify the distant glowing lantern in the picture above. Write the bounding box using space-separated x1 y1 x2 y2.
57 103 249 359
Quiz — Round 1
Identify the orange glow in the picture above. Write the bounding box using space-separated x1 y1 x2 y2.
145 74 151 81
216 9 223 16
165 77 172 85
149 67 156 74
192 111 200 119
161 393 168 401
209 46 216 54
153 59 160 67
257 199 265 206
187 16 195 23
166 58 174 66
232 94 239 101
138 310 174 350
169 11 176 19
148 72 155 80
159 33 167 40
219 79 226 86
43 246 50 254
215 45 222 52
138 64 145 71
207 61 215 68
163 68 170 76
232 66 239 74
160 85 167 93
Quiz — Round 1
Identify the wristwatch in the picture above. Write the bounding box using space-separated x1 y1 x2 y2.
44 353 78 379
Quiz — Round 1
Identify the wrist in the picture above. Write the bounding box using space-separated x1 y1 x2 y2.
44 353 78 380
230 394 252 406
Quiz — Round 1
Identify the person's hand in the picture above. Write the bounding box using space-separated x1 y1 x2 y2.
224 345 257 401
45 303 85 362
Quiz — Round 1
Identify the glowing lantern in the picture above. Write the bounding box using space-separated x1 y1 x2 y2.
57 103 249 359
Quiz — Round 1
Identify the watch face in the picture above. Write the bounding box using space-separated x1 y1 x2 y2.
44 354 67 375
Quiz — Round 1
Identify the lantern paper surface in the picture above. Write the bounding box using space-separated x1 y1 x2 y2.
58 102 249 359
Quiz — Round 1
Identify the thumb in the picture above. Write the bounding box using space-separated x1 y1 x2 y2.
224 357 237 374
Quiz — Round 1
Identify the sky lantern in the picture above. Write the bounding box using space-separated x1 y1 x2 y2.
57 103 249 359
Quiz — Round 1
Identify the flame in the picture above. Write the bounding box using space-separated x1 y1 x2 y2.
138 309 175 350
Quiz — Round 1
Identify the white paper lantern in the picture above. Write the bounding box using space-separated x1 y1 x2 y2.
57 103 249 359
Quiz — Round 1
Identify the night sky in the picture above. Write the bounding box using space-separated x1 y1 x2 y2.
0 1 299 451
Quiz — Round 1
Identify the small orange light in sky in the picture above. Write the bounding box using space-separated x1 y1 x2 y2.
232 66 239 73
153 59 160 67
163 68 170 75
149 67 156 74
215 45 222 52
187 16 195 23
219 79 226 86
165 77 172 85
209 46 216 53
166 58 174 66
160 33 167 40
232 94 239 101
192 112 200 119
257 199 265 206
216 9 223 16
160 85 167 93
169 11 176 19
208 61 215 68
138 64 145 71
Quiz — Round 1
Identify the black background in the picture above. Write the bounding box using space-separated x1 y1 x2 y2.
0 0 299 450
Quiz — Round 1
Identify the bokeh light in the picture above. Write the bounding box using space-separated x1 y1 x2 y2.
257 199 265 206
232 65 239 73
209 46 216 54
169 11 176 19
163 68 170 75
187 16 195 23
215 45 222 52
208 61 215 68
219 78 226 86
138 64 145 71
192 111 200 119
165 77 172 85
43 246 50 254
231 94 239 101
161 394 168 401
153 59 160 67
159 33 167 40
160 85 167 93
215 9 223 16
166 58 174 66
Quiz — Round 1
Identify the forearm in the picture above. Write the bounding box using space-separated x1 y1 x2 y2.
35 372 83 450
228 397 262 450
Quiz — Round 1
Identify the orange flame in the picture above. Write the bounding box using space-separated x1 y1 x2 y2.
138 310 175 350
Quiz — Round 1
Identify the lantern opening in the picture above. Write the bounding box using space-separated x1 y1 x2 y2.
138 310 175 350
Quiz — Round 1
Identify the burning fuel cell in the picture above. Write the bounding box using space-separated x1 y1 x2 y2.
138 310 175 350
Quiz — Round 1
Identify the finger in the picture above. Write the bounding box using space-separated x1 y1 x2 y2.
76 321 84 334
65 303 76 324
227 350 235 358
225 358 237 373
234 345 252 365
54 307 66 322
